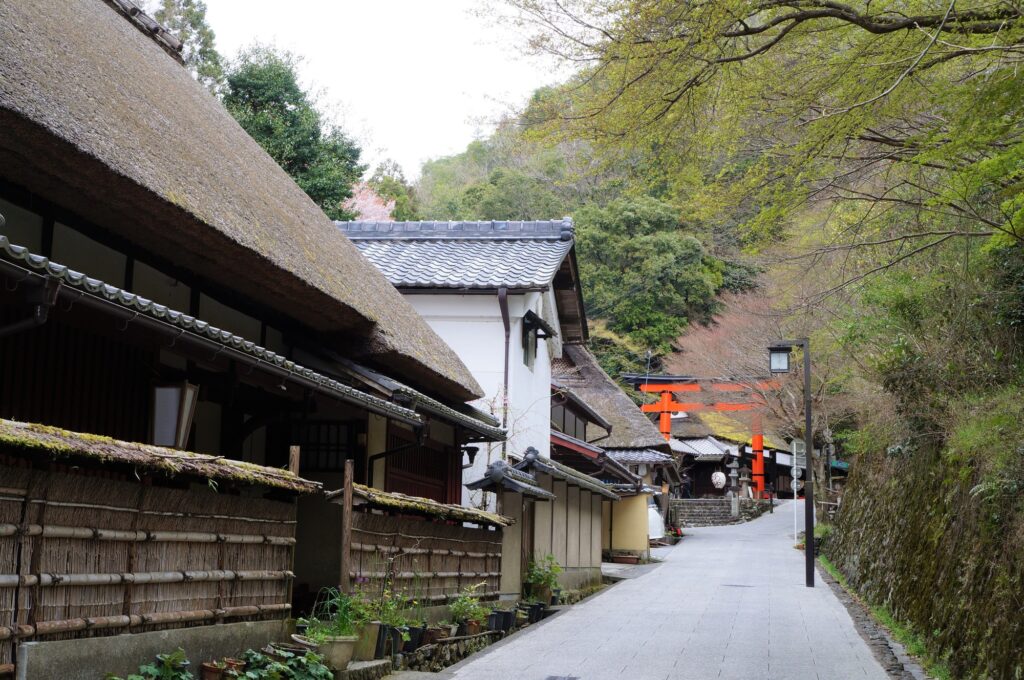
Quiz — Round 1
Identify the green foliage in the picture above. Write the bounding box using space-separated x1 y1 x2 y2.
150 0 224 92
447 582 490 623
223 46 364 220
368 161 419 221
106 648 193 680
241 648 333 680
524 554 562 590
299 587 368 641
370 586 410 630
575 198 729 354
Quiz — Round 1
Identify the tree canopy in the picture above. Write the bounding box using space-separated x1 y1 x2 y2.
223 47 364 220
505 0 1024 267
148 0 224 91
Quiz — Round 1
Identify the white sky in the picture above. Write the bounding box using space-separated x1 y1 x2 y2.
203 0 564 179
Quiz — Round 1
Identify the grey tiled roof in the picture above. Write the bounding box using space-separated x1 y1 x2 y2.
336 220 574 289
466 460 555 500
608 449 675 465
672 436 731 458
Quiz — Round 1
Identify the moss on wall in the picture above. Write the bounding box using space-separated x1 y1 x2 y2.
826 389 1024 680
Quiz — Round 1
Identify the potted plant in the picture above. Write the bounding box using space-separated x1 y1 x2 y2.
525 554 562 605
199 660 224 680
370 586 409 658
299 587 364 671
448 582 490 636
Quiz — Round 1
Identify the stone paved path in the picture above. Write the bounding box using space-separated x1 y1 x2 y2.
446 501 889 680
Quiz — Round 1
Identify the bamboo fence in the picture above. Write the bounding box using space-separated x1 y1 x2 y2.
0 461 297 673
349 512 502 604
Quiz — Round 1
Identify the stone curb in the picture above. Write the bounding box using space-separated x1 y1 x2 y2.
817 559 931 680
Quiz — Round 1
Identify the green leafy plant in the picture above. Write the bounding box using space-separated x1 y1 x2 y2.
241 648 332 680
525 554 562 590
371 586 409 631
299 587 369 641
106 648 193 680
448 582 490 623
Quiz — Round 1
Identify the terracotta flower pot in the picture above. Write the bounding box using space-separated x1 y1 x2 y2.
465 619 482 636
422 626 445 645
223 658 245 671
318 634 359 671
199 662 224 680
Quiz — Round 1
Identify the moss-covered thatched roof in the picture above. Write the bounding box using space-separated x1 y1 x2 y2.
553 345 669 451
329 484 513 528
0 1 481 402
0 419 321 493
698 412 787 450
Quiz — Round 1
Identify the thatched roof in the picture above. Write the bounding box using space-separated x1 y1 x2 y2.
0 419 321 494
698 411 787 450
0 1 480 402
329 483 512 528
552 345 669 451
671 413 713 439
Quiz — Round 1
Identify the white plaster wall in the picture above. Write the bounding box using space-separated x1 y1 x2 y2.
405 292 560 510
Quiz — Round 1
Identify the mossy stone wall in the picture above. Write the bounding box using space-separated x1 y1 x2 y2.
826 447 1024 679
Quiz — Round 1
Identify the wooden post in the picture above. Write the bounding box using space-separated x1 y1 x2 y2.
288 445 301 476
340 459 354 594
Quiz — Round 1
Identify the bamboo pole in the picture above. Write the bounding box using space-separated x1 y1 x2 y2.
0 523 294 545
0 603 293 640
0 570 293 588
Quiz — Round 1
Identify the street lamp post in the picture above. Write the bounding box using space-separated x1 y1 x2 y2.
769 339 815 588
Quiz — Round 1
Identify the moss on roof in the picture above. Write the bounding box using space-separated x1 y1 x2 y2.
553 345 668 451
698 411 787 450
0 1 481 402
0 419 321 493
333 484 513 528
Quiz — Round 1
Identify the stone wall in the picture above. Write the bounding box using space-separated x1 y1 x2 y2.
825 447 1024 680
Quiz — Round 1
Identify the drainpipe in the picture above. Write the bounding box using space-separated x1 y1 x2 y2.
0 278 60 339
498 287 510 461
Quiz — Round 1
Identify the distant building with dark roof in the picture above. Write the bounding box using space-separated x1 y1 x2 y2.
338 219 589 510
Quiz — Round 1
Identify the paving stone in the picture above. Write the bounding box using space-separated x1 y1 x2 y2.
445 501 890 680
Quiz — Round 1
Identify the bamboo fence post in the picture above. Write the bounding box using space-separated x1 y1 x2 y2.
288 444 301 609
340 459 353 594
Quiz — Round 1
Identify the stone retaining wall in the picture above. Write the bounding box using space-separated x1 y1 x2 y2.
826 447 1023 680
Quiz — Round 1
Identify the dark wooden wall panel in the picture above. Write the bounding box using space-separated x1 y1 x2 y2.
0 313 153 442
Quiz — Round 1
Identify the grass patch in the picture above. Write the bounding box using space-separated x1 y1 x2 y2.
819 556 953 680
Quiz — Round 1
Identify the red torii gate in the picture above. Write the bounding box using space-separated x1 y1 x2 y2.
622 374 778 496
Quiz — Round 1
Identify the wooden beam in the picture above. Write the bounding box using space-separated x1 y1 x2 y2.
340 458 354 594
288 445 301 476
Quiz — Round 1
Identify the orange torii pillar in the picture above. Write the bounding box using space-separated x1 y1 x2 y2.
751 412 765 497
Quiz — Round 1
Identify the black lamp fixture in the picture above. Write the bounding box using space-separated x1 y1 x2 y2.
462 445 480 467
768 344 793 374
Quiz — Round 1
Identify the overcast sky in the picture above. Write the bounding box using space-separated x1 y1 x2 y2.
203 0 565 179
